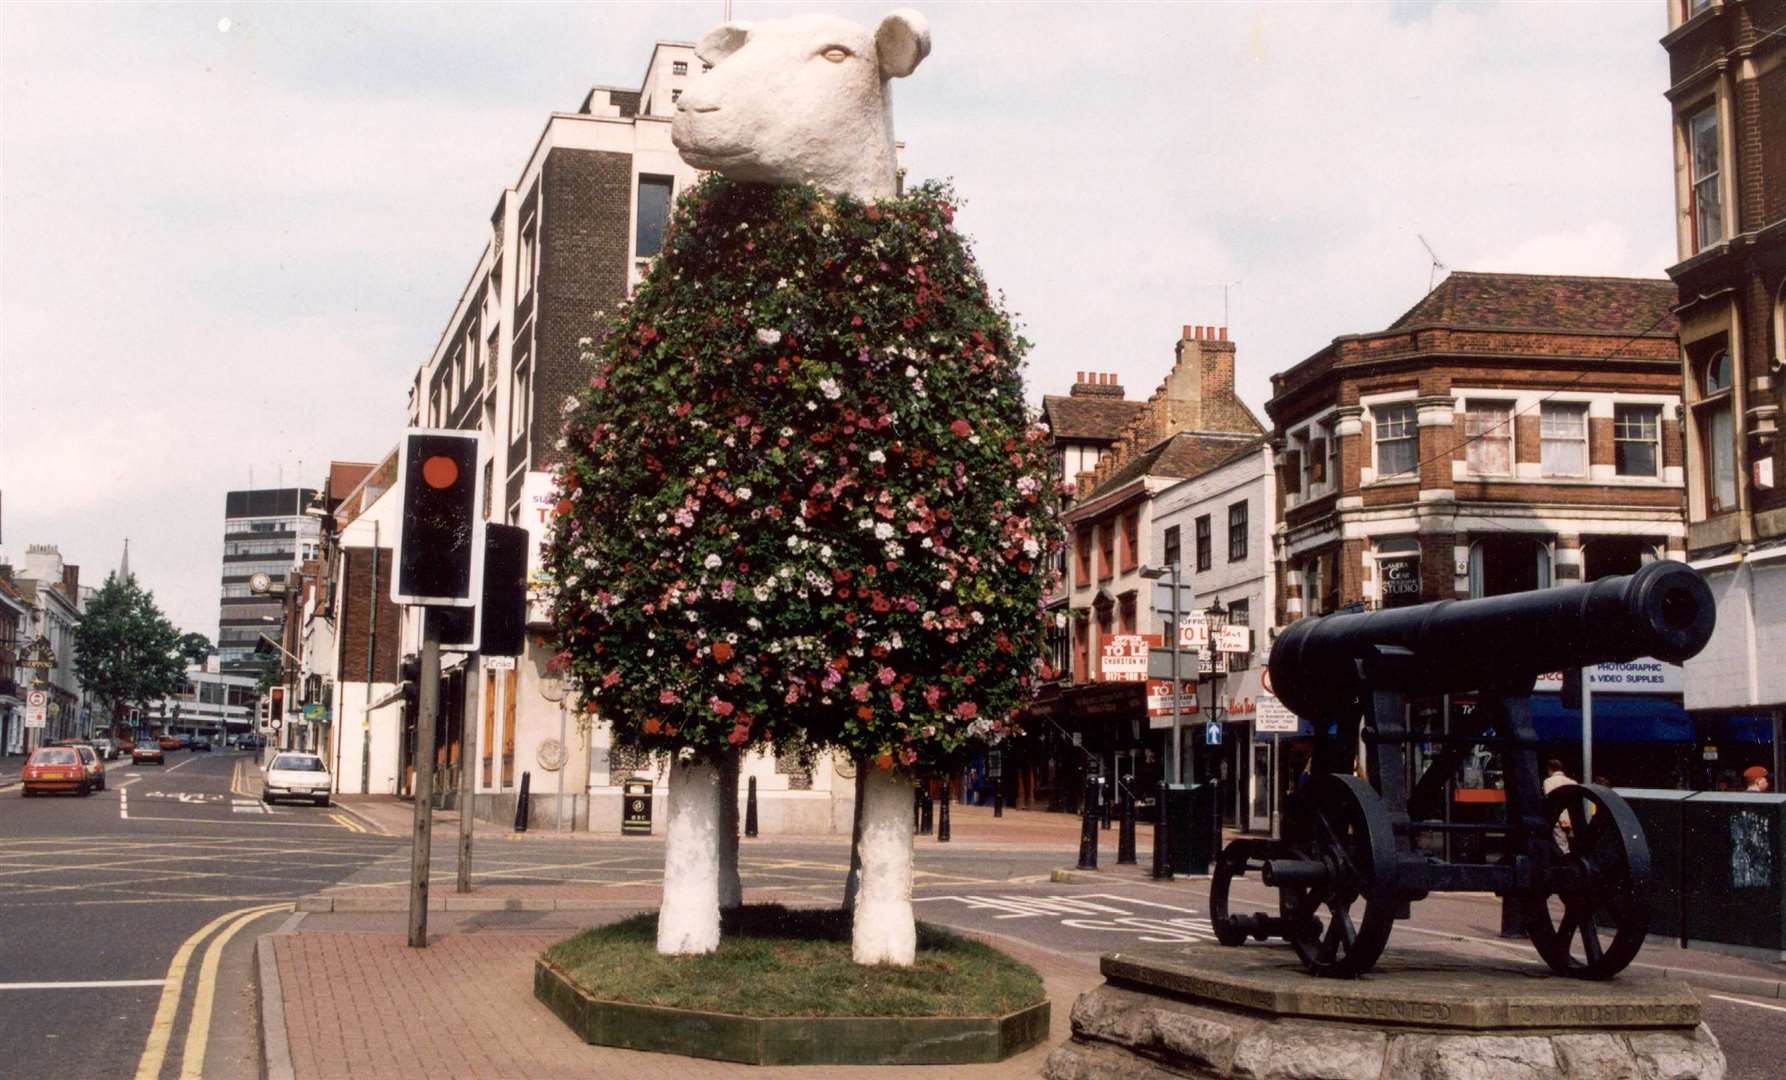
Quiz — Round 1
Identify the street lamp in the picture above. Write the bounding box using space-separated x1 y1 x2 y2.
1138 563 1185 784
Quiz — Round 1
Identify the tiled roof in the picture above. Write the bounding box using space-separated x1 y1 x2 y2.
1085 431 1262 500
1042 395 1146 442
1388 272 1679 336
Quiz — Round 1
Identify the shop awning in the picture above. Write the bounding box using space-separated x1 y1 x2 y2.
1528 693 1692 743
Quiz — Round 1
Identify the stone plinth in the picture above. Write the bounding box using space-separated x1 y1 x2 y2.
1044 943 1725 1080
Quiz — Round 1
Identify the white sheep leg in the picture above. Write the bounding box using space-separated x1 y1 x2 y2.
657 757 722 955
851 765 916 966
718 748 743 910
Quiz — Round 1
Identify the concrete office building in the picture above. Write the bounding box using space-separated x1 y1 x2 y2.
218 488 319 674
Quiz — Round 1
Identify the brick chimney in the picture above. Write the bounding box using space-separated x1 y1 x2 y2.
1070 371 1126 399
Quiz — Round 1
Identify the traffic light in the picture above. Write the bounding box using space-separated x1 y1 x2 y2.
392 429 485 607
398 655 421 714
424 524 527 655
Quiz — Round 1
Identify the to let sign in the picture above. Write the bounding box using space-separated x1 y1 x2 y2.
1178 612 1209 650
1101 635 1149 682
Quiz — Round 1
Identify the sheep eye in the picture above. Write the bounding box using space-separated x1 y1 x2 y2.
821 46 850 63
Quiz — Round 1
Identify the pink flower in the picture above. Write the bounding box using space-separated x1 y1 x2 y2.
728 722 752 746
924 685 943 708
710 697 735 718
955 701 978 719
890 692 905 713
784 686 802 705
601 671 621 688
720 579 737 599
877 666 896 686
898 747 918 766
851 682 871 702
949 419 972 438
658 689 680 705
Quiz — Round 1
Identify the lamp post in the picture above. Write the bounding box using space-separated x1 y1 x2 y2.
1137 563 1185 784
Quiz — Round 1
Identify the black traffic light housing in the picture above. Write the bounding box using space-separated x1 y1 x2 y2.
426 524 528 656
392 430 485 607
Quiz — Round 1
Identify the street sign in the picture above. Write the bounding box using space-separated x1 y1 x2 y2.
1215 625 1252 654
1205 721 1224 746
1178 612 1208 650
482 654 516 670
1254 693 1300 734
1151 581 1195 620
24 689 47 729
1100 634 1149 682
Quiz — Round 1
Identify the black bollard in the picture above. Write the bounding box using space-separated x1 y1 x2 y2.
1076 776 1099 870
1117 779 1136 864
920 786 934 835
513 771 531 833
937 785 951 842
1499 894 1526 938
914 783 923 831
993 782 1004 818
1100 776 1112 830
1151 780 1173 880
745 775 759 838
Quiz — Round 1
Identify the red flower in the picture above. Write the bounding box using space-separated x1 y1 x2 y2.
949 419 972 438
712 642 734 663
710 697 735 717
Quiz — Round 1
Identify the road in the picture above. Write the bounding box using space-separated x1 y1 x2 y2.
0 749 399 1079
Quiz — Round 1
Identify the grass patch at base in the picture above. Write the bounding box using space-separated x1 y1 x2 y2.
542 904 1044 1018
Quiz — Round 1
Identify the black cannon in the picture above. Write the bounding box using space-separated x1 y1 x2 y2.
1210 560 1714 979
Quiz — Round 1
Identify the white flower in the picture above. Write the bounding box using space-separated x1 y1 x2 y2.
858 519 874 532
818 544 833 561
874 522 895 540
883 540 904 559
753 584 772 602
746 617 762 631
561 396 580 415
736 486 752 501
806 401 818 412
818 378 842 400
867 449 886 464
704 554 722 570
1022 537 1040 557
756 328 782 346
905 365 919 378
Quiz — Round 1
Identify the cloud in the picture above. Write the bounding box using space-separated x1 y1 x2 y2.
0 1 1677 636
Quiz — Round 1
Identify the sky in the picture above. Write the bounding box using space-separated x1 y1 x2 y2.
0 1 1679 639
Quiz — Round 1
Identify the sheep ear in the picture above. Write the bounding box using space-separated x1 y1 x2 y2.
876 10 930 79
696 21 751 66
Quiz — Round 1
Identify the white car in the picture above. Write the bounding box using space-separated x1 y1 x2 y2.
263 752 333 807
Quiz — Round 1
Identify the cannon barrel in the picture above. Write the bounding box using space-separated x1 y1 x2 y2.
1268 560 1714 718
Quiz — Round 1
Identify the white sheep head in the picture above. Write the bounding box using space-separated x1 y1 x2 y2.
672 10 931 203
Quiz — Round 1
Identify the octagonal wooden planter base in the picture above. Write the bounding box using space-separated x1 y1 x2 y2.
535 956 1051 1066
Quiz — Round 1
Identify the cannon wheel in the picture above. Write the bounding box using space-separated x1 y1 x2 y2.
1210 839 1277 947
1522 783 1651 980
1278 774 1397 978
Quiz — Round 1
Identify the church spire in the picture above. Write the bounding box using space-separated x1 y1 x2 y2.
120 538 131 582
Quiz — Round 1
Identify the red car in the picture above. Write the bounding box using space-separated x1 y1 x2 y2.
21 746 96 797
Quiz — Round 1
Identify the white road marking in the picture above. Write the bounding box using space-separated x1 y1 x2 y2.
0 979 166 990
914 892 1217 944
1707 994 1786 1015
120 790 130 820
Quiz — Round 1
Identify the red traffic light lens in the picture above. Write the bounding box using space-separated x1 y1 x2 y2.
422 455 460 489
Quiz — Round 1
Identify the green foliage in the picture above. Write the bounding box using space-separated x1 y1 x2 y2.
543 905 1044 1017
251 650 282 696
544 177 1063 768
177 632 213 667
72 573 186 720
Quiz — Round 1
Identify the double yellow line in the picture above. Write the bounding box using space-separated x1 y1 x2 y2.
330 811 369 834
135 902 291 1080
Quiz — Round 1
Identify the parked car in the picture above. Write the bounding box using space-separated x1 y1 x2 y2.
132 741 165 765
263 752 333 807
158 736 181 752
115 737 137 756
190 737 212 753
21 746 93 796
76 745 105 791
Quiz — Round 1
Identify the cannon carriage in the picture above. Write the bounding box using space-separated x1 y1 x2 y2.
1209 560 1716 979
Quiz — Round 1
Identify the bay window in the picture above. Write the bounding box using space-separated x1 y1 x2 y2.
1696 350 1737 513
1688 104 1723 252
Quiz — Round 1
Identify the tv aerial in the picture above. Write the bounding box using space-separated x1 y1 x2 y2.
1417 235 1449 292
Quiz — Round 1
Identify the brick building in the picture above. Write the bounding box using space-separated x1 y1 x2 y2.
1045 325 1266 803
1663 0 1786 783
1266 272 1699 790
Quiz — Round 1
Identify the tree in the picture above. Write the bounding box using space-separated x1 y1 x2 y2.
72 573 187 728
177 632 213 667
545 178 1061 961
250 649 283 696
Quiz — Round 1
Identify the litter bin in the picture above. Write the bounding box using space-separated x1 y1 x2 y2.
1614 788 1692 942
1680 792 1786 957
621 779 654 836
1165 782 1219 876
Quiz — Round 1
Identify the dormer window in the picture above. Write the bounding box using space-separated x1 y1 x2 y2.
672 61 688 75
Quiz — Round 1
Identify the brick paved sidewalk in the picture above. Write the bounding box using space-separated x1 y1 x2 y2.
263 917 1095 1079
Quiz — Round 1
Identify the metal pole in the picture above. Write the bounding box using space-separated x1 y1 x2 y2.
457 669 476 894
1117 776 1136 864
1076 775 1099 870
745 775 759 837
937 783 951 842
1169 566 1182 784
408 613 440 949
556 697 567 831
1581 667 1594 784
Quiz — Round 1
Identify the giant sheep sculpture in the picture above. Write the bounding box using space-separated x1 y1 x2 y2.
672 10 931 202
655 10 935 965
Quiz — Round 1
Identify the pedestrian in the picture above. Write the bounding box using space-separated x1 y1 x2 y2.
1543 759 1576 853
1744 766 1771 793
